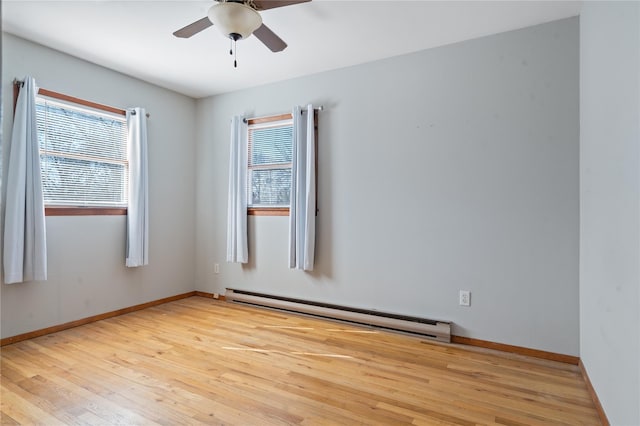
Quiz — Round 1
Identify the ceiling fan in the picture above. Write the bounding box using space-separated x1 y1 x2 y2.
173 0 311 67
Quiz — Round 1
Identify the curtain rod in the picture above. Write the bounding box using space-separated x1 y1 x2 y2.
243 106 323 123
13 78 150 118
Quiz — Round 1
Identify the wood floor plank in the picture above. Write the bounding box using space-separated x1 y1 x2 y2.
0 411 20 426
1 297 600 425
0 383 68 425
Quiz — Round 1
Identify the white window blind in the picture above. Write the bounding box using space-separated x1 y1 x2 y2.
248 118 293 207
36 95 128 207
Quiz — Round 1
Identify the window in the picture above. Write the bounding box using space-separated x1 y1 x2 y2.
34 91 128 215
247 114 293 215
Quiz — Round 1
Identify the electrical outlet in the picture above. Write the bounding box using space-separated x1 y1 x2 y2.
214 263 220 274
459 290 471 307
213 293 219 300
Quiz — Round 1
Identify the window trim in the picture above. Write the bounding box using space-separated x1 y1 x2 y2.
248 207 289 216
13 81 129 216
45 207 127 216
245 111 318 217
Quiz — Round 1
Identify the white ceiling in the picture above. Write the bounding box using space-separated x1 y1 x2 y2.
2 0 581 99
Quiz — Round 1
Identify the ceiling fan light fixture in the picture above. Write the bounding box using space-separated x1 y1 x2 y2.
208 2 262 40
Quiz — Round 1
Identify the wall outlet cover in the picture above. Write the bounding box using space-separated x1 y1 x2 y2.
459 290 471 307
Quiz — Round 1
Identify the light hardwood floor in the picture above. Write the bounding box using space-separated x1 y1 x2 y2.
1 296 599 425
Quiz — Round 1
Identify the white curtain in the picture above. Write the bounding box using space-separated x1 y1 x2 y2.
227 116 248 263
125 108 149 267
3 76 47 284
289 105 316 271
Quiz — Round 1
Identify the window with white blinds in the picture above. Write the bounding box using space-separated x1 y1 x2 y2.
36 95 128 207
247 117 293 207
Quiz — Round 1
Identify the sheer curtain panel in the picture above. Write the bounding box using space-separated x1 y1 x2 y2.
227 116 249 263
289 104 316 271
3 76 47 284
125 108 149 267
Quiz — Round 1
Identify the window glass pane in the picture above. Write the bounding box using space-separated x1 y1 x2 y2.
250 126 292 165
41 156 127 206
248 119 293 208
36 102 126 162
250 168 291 206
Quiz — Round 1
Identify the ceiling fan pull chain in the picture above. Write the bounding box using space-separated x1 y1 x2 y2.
229 38 233 56
234 39 238 68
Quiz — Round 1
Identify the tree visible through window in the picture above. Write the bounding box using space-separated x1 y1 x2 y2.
247 116 293 208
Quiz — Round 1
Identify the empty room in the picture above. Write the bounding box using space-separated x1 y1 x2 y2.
1 0 638 424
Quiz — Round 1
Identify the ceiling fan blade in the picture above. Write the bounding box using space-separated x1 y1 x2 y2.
173 17 213 38
252 0 311 11
253 23 287 52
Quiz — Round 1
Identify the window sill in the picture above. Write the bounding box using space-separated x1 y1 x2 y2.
45 206 127 216
248 207 289 216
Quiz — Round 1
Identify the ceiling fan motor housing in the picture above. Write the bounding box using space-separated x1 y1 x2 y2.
208 2 263 40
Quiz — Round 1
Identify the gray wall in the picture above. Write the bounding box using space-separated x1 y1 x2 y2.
580 2 640 424
196 18 580 355
1 34 198 338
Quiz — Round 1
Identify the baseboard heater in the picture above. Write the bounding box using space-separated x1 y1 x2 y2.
225 288 451 343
